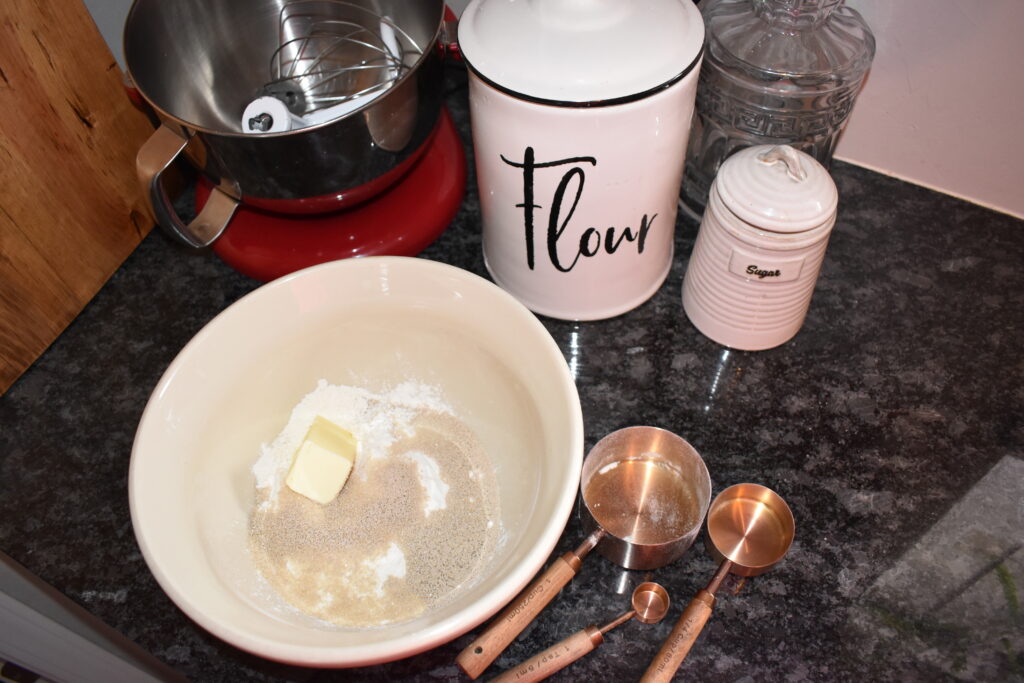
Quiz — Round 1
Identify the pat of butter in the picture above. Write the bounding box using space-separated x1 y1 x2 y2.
285 416 357 504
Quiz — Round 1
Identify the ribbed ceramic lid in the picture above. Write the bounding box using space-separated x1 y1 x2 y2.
715 145 838 233
458 0 705 105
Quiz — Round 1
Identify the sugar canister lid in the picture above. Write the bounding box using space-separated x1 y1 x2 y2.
458 0 705 105
714 145 838 233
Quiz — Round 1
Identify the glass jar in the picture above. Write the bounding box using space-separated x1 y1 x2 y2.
680 0 875 216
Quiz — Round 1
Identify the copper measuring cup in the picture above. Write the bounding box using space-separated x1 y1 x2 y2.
491 582 670 683
641 483 795 682
456 426 711 679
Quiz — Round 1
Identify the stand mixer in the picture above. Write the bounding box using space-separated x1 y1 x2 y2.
126 0 465 282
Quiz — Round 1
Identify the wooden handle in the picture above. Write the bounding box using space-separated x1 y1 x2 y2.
456 553 581 679
640 590 716 683
491 626 601 683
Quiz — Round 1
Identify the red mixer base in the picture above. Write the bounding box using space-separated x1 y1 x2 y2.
199 108 466 283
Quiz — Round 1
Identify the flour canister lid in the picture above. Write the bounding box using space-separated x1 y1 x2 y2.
715 145 839 233
458 0 705 104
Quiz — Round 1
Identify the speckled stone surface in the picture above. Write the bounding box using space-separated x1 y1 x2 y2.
1 66 1022 682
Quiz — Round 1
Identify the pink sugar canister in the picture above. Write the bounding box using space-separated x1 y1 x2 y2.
458 0 705 321
682 145 838 350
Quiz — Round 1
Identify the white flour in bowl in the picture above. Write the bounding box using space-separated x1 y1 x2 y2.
249 380 502 627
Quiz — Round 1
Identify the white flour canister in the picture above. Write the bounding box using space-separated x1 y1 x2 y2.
458 0 705 320
682 145 839 350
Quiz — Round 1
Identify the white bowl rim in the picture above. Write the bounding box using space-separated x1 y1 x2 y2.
128 256 584 667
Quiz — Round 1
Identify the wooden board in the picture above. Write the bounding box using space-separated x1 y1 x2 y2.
0 0 155 394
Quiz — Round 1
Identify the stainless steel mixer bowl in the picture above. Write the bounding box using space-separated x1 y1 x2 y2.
124 0 446 247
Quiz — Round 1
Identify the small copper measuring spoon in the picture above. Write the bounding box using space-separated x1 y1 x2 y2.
492 582 670 683
457 427 711 679
641 483 795 683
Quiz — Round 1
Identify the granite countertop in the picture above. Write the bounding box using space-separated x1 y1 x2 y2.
1 67 1022 682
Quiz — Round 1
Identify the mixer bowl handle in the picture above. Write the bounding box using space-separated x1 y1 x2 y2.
136 124 238 248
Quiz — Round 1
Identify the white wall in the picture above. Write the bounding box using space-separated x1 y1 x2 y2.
839 0 1024 218
81 0 128 67
88 0 1024 218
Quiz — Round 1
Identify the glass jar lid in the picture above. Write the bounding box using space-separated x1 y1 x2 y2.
458 0 705 105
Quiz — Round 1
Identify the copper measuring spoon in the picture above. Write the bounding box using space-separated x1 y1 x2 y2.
456 426 711 679
492 582 671 683
641 483 795 682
